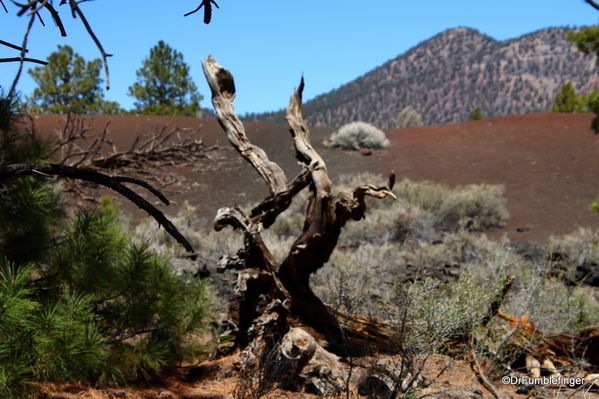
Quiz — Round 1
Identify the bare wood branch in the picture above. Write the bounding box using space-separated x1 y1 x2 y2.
41 1 67 36
471 350 502 399
0 162 193 252
214 206 250 232
68 0 111 89
15 1 66 36
0 57 48 65
205 55 397 354
585 0 599 11
8 12 35 101
16 0 40 16
249 168 312 228
184 0 219 23
0 39 27 52
202 55 288 195
49 116 205 173
482 274 515 328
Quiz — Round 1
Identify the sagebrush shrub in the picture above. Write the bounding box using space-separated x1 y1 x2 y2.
330 121 390 150
395 107 423 128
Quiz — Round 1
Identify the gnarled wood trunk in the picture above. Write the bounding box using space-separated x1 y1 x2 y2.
202 55 397 391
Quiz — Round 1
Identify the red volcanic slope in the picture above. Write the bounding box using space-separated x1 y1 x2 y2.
382 113 599 243
29 112 599 244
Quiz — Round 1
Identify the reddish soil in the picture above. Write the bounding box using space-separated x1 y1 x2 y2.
31 112 599 244
382 113 599 243
26 112 599 398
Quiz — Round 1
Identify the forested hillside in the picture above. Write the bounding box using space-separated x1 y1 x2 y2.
244 27 598 127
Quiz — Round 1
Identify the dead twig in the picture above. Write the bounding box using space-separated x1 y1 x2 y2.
584 0 599 11
0 39 27 52
184 0 219 24
471 349 502 399
0 57 48 65
68 0 112 89
7 11 35 101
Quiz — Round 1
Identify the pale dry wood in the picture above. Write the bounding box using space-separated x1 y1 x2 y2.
280 327 346 395
204 54 397 355
202 55 288 196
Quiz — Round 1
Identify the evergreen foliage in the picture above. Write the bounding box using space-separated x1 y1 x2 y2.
329 121 390 150
585 84 599 132
0 96 62 266
45 198 212 382
551 82 586 112
0 96 212 396
468 107 483 120
27 45 121 114
128 41 202 116
567 25 599 63
565 26 599 133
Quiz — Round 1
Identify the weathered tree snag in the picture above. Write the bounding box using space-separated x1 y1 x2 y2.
203 55 396 386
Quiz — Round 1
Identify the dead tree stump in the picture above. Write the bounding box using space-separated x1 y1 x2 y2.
203 55 397 391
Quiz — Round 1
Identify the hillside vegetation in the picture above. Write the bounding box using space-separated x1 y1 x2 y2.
245 27 598 127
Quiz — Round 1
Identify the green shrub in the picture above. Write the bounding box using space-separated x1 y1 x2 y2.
0 97 63 266
468 107 483 120
0 97 214 393
45 198 213 383
329 121 390 150
0 262 107 397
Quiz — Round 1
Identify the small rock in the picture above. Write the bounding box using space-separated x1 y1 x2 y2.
360 148 372 156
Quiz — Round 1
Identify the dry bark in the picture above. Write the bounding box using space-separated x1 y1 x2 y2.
203 55 397 393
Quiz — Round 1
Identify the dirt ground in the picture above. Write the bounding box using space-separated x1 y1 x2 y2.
34 351 599 399
30 112 599 245
26 112 599 398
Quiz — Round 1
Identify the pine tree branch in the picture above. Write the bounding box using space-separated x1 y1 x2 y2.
0 162 193 253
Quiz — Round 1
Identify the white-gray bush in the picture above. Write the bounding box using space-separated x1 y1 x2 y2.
395 107 423 128
329 121 390 150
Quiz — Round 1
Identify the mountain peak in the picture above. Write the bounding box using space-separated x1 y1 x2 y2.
247 27 597 127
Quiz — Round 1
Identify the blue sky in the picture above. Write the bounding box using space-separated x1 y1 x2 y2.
2 0 599 115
